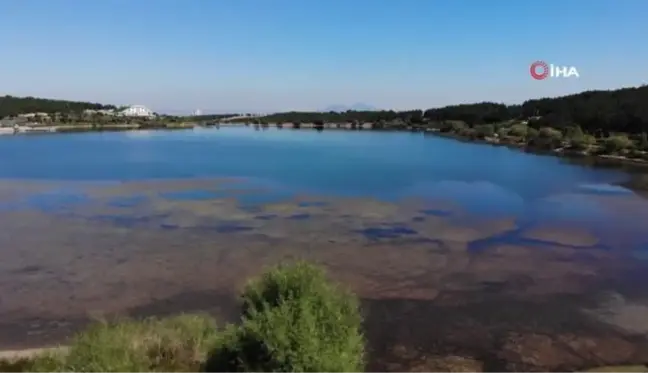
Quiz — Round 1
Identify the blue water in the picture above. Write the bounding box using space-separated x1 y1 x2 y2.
0 127 640 225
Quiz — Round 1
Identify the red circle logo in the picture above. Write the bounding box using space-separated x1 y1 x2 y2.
530 61 549 80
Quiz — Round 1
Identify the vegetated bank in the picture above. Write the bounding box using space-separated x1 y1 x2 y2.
4 86 648 168
0 95 240 133
236 85 648 167
0 261 365 372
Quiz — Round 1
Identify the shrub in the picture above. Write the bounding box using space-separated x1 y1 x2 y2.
604 135 633 153
13 354 63 372
627 149 644 159
509 123 528 137
474 124 495 138
640 132 648 150
493 121 511 130
570 134 596 150
538 127 563 140
459 127 477 139
564 125 584 139
527 127 563 149
30 314 219 372
526 127 539 139
497 127 510 137
206 261 365 372
449 121 467 133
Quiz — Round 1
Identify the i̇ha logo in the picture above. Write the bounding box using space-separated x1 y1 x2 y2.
530 60 580 80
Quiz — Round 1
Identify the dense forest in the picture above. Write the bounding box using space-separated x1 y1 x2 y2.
242 85 648 136
0 95 116 117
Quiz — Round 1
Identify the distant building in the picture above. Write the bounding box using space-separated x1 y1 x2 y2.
120 105 154 117
17 112 50 119
84 109 116 116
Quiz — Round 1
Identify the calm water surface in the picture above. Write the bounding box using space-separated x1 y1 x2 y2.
0 128 643 229
0 127 634 201
1 127 648 371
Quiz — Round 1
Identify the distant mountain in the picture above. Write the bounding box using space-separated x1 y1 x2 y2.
322 103 377 112
322 105 348 113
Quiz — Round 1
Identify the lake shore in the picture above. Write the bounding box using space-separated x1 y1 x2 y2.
428 130 648 171
4 121 648 195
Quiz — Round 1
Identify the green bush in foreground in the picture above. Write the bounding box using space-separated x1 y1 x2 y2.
206 261 365 372
6 261 365 372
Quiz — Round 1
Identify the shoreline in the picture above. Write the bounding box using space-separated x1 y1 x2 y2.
0 347 65 361
3 121 648 187
0 122 205 135
427 130 648 168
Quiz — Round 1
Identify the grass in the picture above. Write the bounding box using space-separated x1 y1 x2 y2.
24 314 219 372
0 261 366 372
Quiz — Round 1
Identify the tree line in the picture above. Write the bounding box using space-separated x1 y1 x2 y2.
4 85 648 136
190 114 240 121
242 85 648 136
0 95 116 117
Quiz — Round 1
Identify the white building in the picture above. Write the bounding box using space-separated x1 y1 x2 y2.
120 105 154 117
84 109 116 116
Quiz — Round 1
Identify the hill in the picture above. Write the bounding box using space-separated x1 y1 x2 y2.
0 95 116 117
323 103 377 112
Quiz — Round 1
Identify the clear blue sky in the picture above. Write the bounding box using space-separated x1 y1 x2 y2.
1 0 646 114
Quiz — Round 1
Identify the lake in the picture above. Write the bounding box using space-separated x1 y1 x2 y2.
2 127 648 371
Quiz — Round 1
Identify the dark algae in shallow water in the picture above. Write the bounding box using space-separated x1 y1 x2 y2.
286 213 311 220
357 225 418 240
